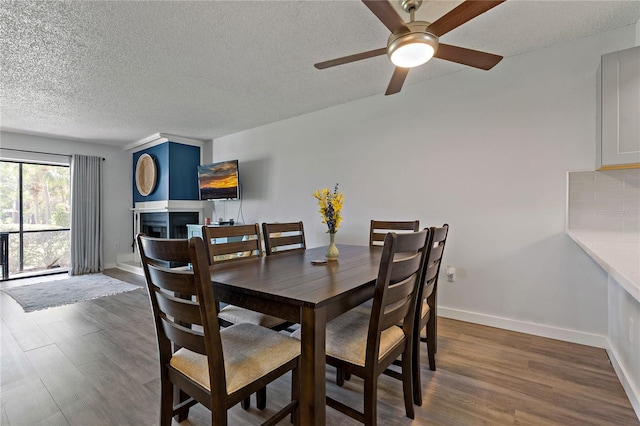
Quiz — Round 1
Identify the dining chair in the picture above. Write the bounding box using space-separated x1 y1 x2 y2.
261 221 306 335
353 220 420 315
369 220 420 247
377 224 450 406
411 224 449 405
262 221 306 255
201 224 290 329
202 224 293 408
295 230 430 425
137 234 300 426
347 219 419 325
201 223 263 263
335 219 421 388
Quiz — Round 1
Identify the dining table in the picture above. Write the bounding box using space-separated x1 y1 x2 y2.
210 244 383 426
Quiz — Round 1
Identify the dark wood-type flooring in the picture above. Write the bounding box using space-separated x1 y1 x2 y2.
1 269 638 425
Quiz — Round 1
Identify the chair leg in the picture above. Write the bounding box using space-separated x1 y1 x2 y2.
291 365 300 424
426 318 436 371
257 387 267 410
401 352 415 419
160 378 173 426
336 368 345 387
211 406 228 425
175 389 190 422
412 325 423 406
336 367 352 386
241 396 251 410
363 377 378 426
432 294 438 353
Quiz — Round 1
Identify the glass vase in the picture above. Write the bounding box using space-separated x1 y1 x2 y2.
325 232 339 261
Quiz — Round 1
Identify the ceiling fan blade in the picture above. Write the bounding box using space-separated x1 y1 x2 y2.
385 67 409 96
435 43 503 70
429 0 506 37
314 47 387 70
362 0 409 33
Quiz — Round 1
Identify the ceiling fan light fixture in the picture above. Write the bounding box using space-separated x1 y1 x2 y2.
388 30 438 68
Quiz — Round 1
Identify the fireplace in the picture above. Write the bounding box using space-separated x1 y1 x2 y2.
137 211 200 268
139 212 199 239
123 134 207 273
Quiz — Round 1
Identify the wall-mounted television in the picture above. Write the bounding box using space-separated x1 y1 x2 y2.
197 160 239 200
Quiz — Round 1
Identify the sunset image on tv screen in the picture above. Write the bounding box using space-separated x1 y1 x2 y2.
198 161 238 199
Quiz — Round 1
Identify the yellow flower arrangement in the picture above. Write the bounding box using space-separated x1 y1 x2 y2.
312 183 344 234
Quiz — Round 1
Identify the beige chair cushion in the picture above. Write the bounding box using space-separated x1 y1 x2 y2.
218 305 288 328
292 309 405 367
170 323 300 395
421 300 430 318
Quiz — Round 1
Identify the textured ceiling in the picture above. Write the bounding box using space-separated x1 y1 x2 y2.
1 0 639 147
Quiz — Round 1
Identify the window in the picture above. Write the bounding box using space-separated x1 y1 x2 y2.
0 161 70 279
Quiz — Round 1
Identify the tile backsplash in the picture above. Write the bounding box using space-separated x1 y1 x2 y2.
568 169 640 239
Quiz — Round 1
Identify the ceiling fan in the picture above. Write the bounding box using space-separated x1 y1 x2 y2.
315 0 506 95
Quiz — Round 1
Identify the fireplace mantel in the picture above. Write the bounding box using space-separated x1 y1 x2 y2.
132 200 205 213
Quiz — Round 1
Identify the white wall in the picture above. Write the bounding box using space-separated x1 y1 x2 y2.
211 25 638 345
0 131 132 269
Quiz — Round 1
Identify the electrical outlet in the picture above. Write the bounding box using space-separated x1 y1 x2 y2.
445 266 456 282
629 318 634 344
114 242 120 249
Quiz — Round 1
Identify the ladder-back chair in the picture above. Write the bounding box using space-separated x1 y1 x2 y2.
295 230 429 425
137 234 300 425
369 220 420 246
262 221 306 255
411 224 449 405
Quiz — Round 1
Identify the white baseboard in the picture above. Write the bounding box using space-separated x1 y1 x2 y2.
606 342 640 421
115 252 144 276
116 252 135 264
438 307 608 348
116 261 144 276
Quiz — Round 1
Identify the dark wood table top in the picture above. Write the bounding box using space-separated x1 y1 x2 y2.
209 244 383 426
210 244 382 311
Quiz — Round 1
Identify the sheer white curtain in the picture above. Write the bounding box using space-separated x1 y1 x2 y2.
70 155 103 275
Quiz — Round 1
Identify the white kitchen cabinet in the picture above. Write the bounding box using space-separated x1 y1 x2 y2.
597 45 640 170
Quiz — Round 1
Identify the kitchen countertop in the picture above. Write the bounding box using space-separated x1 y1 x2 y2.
567 229 639 303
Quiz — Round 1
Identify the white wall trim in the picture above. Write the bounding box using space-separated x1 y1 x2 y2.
116 262 144 276
607 341 640 421
115 252 144 276
439 306 609 348
124 133 207 152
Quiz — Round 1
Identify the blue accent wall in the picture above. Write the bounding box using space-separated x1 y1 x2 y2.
169 143 200 200
133 142 200 203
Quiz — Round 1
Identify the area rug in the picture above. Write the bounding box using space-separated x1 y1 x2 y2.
2 273 141 312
